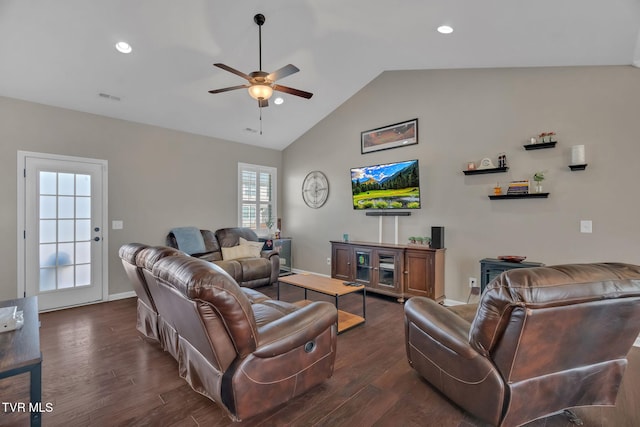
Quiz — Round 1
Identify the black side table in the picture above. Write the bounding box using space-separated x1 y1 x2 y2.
480 258 544 292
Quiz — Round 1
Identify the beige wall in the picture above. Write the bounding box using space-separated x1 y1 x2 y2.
283 66 640 301
2 65 640 304
0 96 282 301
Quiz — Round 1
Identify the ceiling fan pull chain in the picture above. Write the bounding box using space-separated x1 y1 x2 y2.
259 107 263 135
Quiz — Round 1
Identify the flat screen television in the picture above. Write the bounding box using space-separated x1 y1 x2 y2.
351 159 421 210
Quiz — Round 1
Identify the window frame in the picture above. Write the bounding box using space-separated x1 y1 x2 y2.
237 162 277 237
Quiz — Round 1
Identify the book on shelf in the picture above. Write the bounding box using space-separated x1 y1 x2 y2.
507 180 530 195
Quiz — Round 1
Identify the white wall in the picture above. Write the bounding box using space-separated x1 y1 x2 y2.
283 66 640 301
0 96 282 301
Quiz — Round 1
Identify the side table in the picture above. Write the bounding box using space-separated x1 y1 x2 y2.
0 296 42 426
480 258 544 292
261 237 293 276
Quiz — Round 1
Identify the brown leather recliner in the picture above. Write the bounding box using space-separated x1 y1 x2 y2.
143 250 337 421
404 263 640 427
166 227 279 288
119 243 160 341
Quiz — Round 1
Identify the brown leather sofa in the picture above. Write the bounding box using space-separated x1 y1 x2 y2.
166 227 279 288
119 243 338 421
119 243 183 344
404 263 640 427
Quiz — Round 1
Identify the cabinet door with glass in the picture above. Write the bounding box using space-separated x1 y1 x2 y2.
354 248 373 285
372 249 404 295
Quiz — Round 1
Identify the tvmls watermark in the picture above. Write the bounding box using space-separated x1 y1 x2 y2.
2 401 54 413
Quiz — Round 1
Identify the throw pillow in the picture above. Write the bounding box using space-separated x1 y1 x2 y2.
239 237 264 250
221 243 261 260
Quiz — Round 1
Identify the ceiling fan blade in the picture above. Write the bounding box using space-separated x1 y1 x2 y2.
258 99 269 108
214 63 252 81
208 84 249 94
267 64 299 82
273 84 313 99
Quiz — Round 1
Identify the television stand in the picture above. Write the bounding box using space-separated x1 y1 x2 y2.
331 240 445 302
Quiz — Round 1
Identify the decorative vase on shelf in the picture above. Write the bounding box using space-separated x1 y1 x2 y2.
535 182 543 193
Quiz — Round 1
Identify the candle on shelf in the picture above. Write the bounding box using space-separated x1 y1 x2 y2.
571 145 586 165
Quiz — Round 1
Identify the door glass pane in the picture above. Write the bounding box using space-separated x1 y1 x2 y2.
58 196 74 218
57 243 74 265
40 196 57 219
76 265 91 286
57 266 74 288
40 244 57 268
76 174 91 196
58 220 75 242
39 268 56 291
40 220 56 243
58 173 75 195
76 197 90 218
76 242 91 264
40 172 57 195
76 220 91 241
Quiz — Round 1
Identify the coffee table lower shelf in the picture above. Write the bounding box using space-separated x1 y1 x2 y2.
295 299 365 333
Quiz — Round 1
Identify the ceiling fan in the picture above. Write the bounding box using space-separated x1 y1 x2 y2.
208 13 313 108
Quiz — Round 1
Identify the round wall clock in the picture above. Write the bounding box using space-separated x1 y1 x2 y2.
302 171 329 208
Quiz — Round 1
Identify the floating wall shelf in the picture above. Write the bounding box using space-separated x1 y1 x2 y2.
489 193 549 200
568 164 588 171
463 167 509 175
523 141 557 150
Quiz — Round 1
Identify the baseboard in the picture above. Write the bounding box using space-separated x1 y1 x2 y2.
109 291 136 301
443 299 466 306
634 336 640 348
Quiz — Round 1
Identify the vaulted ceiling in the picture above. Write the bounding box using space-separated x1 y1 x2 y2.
1 1 639 150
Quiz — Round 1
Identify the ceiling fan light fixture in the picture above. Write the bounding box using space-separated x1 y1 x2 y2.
115 41 132 54
248 84 273 100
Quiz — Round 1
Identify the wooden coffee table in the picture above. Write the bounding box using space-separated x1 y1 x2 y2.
278 274 366 333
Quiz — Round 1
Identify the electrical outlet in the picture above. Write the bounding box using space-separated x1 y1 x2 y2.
469 277 477 288
326 257 331 265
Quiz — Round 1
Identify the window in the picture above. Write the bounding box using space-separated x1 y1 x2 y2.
238 163 277 236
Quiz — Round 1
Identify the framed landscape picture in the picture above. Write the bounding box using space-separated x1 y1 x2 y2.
361 118 418 154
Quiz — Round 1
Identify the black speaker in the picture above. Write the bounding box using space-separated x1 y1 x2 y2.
431 226 445 249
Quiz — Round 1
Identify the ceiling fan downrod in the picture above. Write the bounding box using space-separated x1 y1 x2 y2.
254 14 265 71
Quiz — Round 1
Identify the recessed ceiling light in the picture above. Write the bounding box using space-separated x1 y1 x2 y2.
437 25 454 34
115 41 132 54
274 97 284 105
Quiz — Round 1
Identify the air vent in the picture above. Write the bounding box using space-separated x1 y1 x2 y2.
98 93 121 101
244 127 258 133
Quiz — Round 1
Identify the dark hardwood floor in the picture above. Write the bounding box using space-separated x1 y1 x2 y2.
2 284 640 426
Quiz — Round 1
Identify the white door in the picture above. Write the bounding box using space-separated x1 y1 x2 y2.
19 152 107 311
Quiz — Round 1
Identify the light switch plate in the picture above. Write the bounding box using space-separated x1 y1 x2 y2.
112 220 124 230
580 220 592 233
